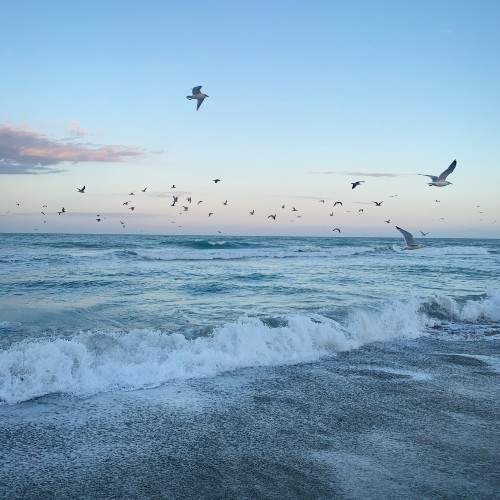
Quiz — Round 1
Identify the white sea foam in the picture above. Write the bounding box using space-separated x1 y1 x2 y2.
427 291 500 322
0 299 430 404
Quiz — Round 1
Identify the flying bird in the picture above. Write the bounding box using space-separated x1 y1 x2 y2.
197 200 203 205
123 201 130 206
396 226 423 250
213 179 221 183
187 197 192 203
171 185 176 189
385 219 391 224
223 200 228 206
358 208 364 213
333 201 343 207
292 207 298 212
332 228 341 233
186 86 209 110
351 181 364 189
319 199 325 204
96 218 102 222
77 186 86 193
208 212 214 217
250 210 255 215
129 192 135 196
420 231 430 236
420 159 457 187
268 214 276 220
182 206 189 211
141 187 147 192
129 207 135 211
329 212 334 216
373 201 383 206
281 204 285 209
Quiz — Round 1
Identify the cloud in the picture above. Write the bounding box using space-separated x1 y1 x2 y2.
309 171 415 178
0 124 144 174
67 121 86 137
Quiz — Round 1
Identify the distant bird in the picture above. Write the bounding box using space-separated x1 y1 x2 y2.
123 201 130 206
129 207 135 211
60 207 66 214
358 208 364 213
183 206 189 211
172 196 179 205
389 194 398 198
268 214 276 220
373 201 383 206
16 202 20 206
434 200 441 203
351 181 364 189
42 204 47 208
187 197 192 203
186 86 209 110
223 200 228 206
120 220 125 225
213 179 221 183
129 192 135 196
171 185 176 189
332 228 341 233
281 204 285 209
385 219 391 224
197 200 203 205
421 159 457 187
217 230 222 234
96 218 102 222
333 201 343 207
250 210 255 215
329 212 334 216
41 212 46 216
319 199 325 204
141 187 147 192
420 231 430 236
292 207 298 212
396 226 423 250
77 186 86 193
208 212 214 217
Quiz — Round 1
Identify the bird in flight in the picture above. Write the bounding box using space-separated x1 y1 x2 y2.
129 206 135 211
420 231 430 236
385 219 391 224
123 201 130 206
96 218 102 222
197 200 203 205
332 227 341 233
396 226 423 250
358 208 364 213
187 197 192 204
351 181 364 189
213 178 221 183
268 214 277 220
250 210 255 215
329 212 334 217
77 186 86 193
281 204 285 209
333 201 343 207
171 185 176 189
186 86 209 110
141 187 147 192
223 200 228 206
373 201 383 206
292 207 298 212
208 212 214 217
319 199 325 204
420 159 457 187
182 206 189 211
129 192 135 196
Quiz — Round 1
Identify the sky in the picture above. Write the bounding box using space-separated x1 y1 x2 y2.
1 0 499 237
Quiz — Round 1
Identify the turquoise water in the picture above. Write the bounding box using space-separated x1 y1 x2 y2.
1 233 499 498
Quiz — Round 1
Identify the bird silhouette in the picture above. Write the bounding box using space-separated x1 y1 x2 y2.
268 214 276 220
77 186 86 193
351 181 364 189
186 86 209 110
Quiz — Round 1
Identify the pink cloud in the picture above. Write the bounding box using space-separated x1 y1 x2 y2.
0 124 144 174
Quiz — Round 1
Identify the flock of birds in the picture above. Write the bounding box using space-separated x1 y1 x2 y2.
7 86 488 249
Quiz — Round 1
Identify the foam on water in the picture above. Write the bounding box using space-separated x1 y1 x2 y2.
0 298 431 404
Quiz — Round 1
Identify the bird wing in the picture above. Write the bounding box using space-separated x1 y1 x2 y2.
438 160 457 181
192 86 202 95
420 174 439 182
196 96 206 110
396 226 417 246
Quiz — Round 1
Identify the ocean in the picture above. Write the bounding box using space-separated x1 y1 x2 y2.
1 233 499 499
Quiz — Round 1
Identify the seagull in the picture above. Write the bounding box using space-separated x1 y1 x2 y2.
319 199 325 204
129 206 135 211
329 212 334 216
396 226 423 250
141 187 147 192
183 206 189 211
358 208 364 213
434 200 441 203
123 201 130 206
187 197 192 203
16 202 20 206
172 196 179 204
223 200 228 206
171 185 176 189
332 227 341 233
292 207 298 212
208 212 214 217
96 218 102 222
197 200 203 205
420 159 457 187
281 204 285 209
129 192 135 196
77 186 86 193
268 214 276 220
333 201 343 207
351 181 364 189
213 178 221 183
186 86 209 110
373 201 383 206
250 210 255 215
385 219 391 224
420 231 430 236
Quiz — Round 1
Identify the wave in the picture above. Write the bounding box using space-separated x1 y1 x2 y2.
0 298 430 404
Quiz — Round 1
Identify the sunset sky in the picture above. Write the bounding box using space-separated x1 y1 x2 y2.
1 1 499 237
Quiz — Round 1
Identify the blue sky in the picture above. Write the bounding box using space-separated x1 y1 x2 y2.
1 0 499 236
